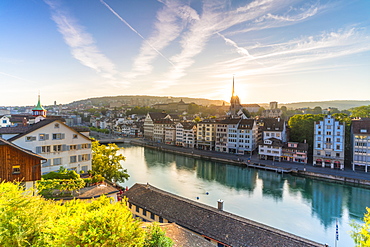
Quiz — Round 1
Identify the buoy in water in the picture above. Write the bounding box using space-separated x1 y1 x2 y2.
206 192 209 195
196 197 200 200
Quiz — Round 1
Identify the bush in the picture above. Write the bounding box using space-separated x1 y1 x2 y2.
0 182 173 247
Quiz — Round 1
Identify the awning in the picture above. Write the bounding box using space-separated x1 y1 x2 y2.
334 161 340 164
316 159 322 162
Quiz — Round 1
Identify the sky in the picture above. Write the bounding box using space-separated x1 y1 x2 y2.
1 0 370 106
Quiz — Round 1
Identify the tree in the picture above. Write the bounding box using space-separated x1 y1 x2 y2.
0 182 173 247
350 105 370 118
92 140 130 183
288 114 324 150
313 106 322 114
350 207 370 246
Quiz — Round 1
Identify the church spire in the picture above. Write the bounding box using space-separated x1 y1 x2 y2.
32 94 47 118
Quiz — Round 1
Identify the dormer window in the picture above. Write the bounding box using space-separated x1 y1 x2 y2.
54 123 60 128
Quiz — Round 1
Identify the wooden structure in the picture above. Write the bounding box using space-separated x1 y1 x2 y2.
0 138 45 185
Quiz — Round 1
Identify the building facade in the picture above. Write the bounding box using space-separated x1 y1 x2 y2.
313 115 345 169
351 118 370 172
8 119 92 174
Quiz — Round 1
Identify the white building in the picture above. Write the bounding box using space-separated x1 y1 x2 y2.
351 118 370 172
4 119 92 174
176 122 196 148
258 118 287 161
0 115 11 127
313 115 345 169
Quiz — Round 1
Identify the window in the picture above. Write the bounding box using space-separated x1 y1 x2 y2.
143 209 147 216
42 146 51 153
39 133 49 141
53 145 62 152
73 134 78 139
70 145 77 150
81 143 90 149
52 133 65 140
136 206 140 213
81 166 88 173
336 153 340 158
79 154 91 162
317 143 321 148
26 136 36 142
318 131 321 135
53 158 62 166
326 131 332 135
336 145 340 150
70 156 77 163
54 123 60 128
150 212 155 220
12 165 21 174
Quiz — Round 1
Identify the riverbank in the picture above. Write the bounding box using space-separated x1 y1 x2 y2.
129 139 370 188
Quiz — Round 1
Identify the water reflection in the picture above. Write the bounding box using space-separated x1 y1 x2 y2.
141 146 369 229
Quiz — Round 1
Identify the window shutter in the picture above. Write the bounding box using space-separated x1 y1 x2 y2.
67 145 70 151
87 154 91 161
77 144 81 150
87 143 91 148
61 133 65 139
78 155 82 162
36 146 41 154
62 144 67 151
45 134 49 140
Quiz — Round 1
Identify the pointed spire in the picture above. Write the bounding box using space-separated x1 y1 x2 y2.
32 94 47 118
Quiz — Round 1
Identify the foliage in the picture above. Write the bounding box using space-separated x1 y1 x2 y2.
350 207 370 246
126 106 162 116
0 182 173 247
36 178 85 197
144 223 174 247
89 126 109 134
42 166 80 180
92 140 130 183
350 105 370 118
288 114 324 150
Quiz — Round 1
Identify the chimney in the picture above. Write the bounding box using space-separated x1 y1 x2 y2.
217 199 224 211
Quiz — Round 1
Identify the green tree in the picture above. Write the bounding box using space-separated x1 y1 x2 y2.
288 114 324 150
350 105 370 118
350 207 370 246
92 140 130 183
0 182 173 247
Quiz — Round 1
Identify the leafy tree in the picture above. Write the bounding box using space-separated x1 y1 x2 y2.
241 108 251 118
193 116 202 122
92 140 130 183
0 182 173 247
144 223 174 247
350 105 370 118
42 166 80 180
350 207 370 246
312 106 322 114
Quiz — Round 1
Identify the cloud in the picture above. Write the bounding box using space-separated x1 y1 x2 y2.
44 0 117 79
208 27 370 78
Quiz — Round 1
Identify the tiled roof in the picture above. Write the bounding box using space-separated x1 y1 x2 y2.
159 223 214 247
148 112 168 120
0 125 31 134
124 183 323 247
8 119 91 142
217 118 240 125
0 137 46 160
352 118 370 135
238 119 255 129
283 142 309 151
261 118 285 131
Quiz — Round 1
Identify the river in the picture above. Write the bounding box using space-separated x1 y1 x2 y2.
117 144 368 246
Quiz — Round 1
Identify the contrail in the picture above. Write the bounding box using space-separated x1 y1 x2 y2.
0 71 33 82
100 0 175 67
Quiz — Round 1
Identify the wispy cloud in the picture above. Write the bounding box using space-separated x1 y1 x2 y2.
209 27 370 78
0 71 34 82
100 0 178 78
44 0 117 79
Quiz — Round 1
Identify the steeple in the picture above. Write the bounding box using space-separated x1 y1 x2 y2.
229 76 242 118
32 94 47 118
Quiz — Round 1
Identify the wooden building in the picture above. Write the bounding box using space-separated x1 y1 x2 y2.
0 137 46 189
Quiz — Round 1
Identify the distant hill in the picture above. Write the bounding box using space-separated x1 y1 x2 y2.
279 100 370 110
68 95 227 107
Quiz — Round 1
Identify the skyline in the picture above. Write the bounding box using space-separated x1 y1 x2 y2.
1 0 369 106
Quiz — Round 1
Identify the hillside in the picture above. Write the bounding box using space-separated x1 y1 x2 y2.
279 100 370 111
68 95 227 107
